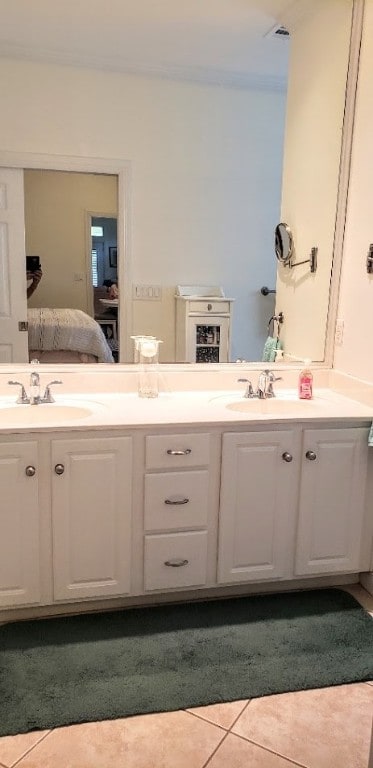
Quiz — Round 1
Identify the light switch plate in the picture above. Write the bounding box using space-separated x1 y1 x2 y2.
133 284 162 300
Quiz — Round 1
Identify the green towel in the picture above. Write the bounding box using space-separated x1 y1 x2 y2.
262 336 282 363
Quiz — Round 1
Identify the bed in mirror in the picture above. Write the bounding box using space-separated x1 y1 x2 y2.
0 0 355 366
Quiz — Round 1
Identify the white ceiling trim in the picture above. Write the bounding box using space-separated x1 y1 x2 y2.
0 44 287 92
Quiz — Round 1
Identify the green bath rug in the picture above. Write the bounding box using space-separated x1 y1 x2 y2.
0 588 372 736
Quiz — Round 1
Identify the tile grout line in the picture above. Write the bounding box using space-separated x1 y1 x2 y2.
227 699 252 731
10 730 53 768
230 731 310 768
185 699 251 732
184 710 230 733
200 730 230 768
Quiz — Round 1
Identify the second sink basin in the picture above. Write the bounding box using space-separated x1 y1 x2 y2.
210 392 327 416
225 397 322 415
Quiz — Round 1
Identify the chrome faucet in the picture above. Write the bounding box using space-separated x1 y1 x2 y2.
8 376 62 404
257 370 282 399
237 371 283 399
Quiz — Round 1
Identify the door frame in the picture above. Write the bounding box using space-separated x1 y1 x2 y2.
0 151 132 362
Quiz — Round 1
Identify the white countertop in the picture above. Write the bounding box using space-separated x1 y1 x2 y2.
0 388 371 434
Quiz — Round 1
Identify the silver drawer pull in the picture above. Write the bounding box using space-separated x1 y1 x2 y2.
165 498 189 505
164 558 189 568
166 448 192 456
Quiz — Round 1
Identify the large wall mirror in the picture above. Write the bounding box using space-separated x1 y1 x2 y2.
0 0 356 365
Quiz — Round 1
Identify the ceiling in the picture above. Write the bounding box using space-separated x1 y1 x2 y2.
0 0 302 88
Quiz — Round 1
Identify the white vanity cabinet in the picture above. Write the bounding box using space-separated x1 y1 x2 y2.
0 440 41 607
51 435 133 601
143 432 219 591
218 425 370 586
295 427 369 576
218 430 299 584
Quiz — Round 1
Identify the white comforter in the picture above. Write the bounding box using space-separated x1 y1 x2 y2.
27 308 114 363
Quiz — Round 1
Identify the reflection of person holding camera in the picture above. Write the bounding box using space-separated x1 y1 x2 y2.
26 268 43 299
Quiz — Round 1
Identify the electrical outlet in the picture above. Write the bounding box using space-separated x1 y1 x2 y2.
335 319 344 346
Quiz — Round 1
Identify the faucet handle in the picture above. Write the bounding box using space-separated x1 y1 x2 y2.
42 380 63 403
237 377 254 398
267 370 283 382
8 380 30 404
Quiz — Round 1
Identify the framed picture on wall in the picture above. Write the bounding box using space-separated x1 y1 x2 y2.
109 247 117 268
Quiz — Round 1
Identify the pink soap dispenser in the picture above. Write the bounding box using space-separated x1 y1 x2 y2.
298 359 313 400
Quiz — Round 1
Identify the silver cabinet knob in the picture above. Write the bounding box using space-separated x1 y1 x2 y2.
306 450 317 461
282 452 293 463
25 465 36 477
207 303 212 311
54 463 65 475
164 558 189 568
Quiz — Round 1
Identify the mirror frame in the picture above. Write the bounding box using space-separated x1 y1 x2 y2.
275 222 293 266
0 0 363 372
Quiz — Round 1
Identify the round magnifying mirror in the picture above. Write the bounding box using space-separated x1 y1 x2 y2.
275 222 293 266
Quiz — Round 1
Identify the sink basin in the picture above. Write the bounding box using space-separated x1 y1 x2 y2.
225 398 323 415
210 392 327 416
0 401 103 423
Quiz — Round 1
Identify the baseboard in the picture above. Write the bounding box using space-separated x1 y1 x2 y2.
360 572 373 596
0 573 359 625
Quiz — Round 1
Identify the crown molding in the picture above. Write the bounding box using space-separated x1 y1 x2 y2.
0 44 287 92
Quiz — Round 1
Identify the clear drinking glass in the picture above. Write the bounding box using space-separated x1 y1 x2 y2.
138 338 162 398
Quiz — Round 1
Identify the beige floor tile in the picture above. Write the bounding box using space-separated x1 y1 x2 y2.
0 730 50 768
232 683 373 768
187 700 248 729
207 733 302 767
343 584 373 613
16 710 225 768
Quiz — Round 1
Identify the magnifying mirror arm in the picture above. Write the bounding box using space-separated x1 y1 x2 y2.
286 247 318 274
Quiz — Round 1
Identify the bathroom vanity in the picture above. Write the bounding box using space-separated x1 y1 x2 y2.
0 376 372 621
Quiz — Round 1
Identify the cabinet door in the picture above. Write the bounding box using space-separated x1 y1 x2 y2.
218 431 297 584
187 316 230 363
52 436 132 601
295 428 368 575
0 441 41 607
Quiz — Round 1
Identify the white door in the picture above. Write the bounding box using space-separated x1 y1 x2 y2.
0 441 41 607
295 428 369 575
218 430 298 583
0 168 28 362
51 436 132 600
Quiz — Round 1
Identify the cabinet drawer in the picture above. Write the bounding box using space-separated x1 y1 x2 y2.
145 433 210 469
144 531 208 591
189 300 230 314
144 471 209 531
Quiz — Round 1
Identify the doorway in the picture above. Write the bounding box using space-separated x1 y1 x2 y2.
90 216 119 362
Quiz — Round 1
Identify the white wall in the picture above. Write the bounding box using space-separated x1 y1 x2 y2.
276 0 352 362
334 0 373 382
0 57 286 362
